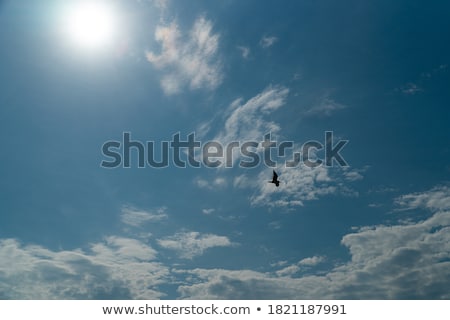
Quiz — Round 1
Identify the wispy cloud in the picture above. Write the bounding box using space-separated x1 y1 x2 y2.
237 46 250 59
146 16 222 95
260 35 278 48
305 97 347 117
121 206 168 227
194 176 228 190
191 86 289 170
157 231 233 259
214 86 289 165
193 86 360 207
399 82 422 95
202 208 215 215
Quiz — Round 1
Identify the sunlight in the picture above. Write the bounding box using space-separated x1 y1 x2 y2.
64 1 117 51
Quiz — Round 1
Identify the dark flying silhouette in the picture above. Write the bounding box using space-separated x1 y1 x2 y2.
269 170 280 187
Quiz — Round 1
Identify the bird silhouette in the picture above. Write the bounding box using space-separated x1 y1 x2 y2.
269 170 280 187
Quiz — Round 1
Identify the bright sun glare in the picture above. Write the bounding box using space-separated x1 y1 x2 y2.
65 1 117 50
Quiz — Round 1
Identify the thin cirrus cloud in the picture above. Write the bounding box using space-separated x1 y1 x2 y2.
120 206 168 227
237 45 250 59
146 16 223 95
305 97 348 117
214 86 289 156
260 35 278 48
176 185 450 299
194 176 228 190
194 86 289 170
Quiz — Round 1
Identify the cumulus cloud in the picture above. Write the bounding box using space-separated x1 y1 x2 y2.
176 186 450 299
146 16 222 95
121 206 168 227
0 236 168 299
157 231 233 259
177 186 450 299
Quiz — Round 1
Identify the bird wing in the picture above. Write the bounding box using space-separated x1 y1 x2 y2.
273 170 278 180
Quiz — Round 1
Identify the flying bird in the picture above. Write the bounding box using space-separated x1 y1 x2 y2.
269 170 280 187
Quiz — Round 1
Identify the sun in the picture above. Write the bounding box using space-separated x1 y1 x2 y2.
64 1 117 50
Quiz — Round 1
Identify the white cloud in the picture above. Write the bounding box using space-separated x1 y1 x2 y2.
305 97 347 117
194 176 228 190
157 231 233 259
251 166 343 207
275 256 325 277
237 46 250 59
146 16 222 95
121 206 168 227
202 208 215 215
344 170 364 181
0 236 168 299
177 186 450 299
276 264 300 277
213 86 288 166
260 35 278 48
298 255 325 266
195 86 358 206
395 186 450 211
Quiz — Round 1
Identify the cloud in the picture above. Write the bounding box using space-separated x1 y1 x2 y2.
305 97 347 117
194 176 228 190
399 83 422 95
176 186 450 299
121 206 168 227
146 16 222 95
202 208 215 215
214 86 289 164
260 35 278 48
2 186 449 299
157 231 233 259
275 256 325 277
0 236 168 299
251 165 348 207
195 86 358 207
195 86 288 168
298 255 325 266
237 46 250 59
395 186 450 211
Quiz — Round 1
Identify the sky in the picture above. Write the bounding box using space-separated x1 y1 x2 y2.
0 0 450 299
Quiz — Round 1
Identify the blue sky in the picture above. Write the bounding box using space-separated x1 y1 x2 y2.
0 0 450 299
